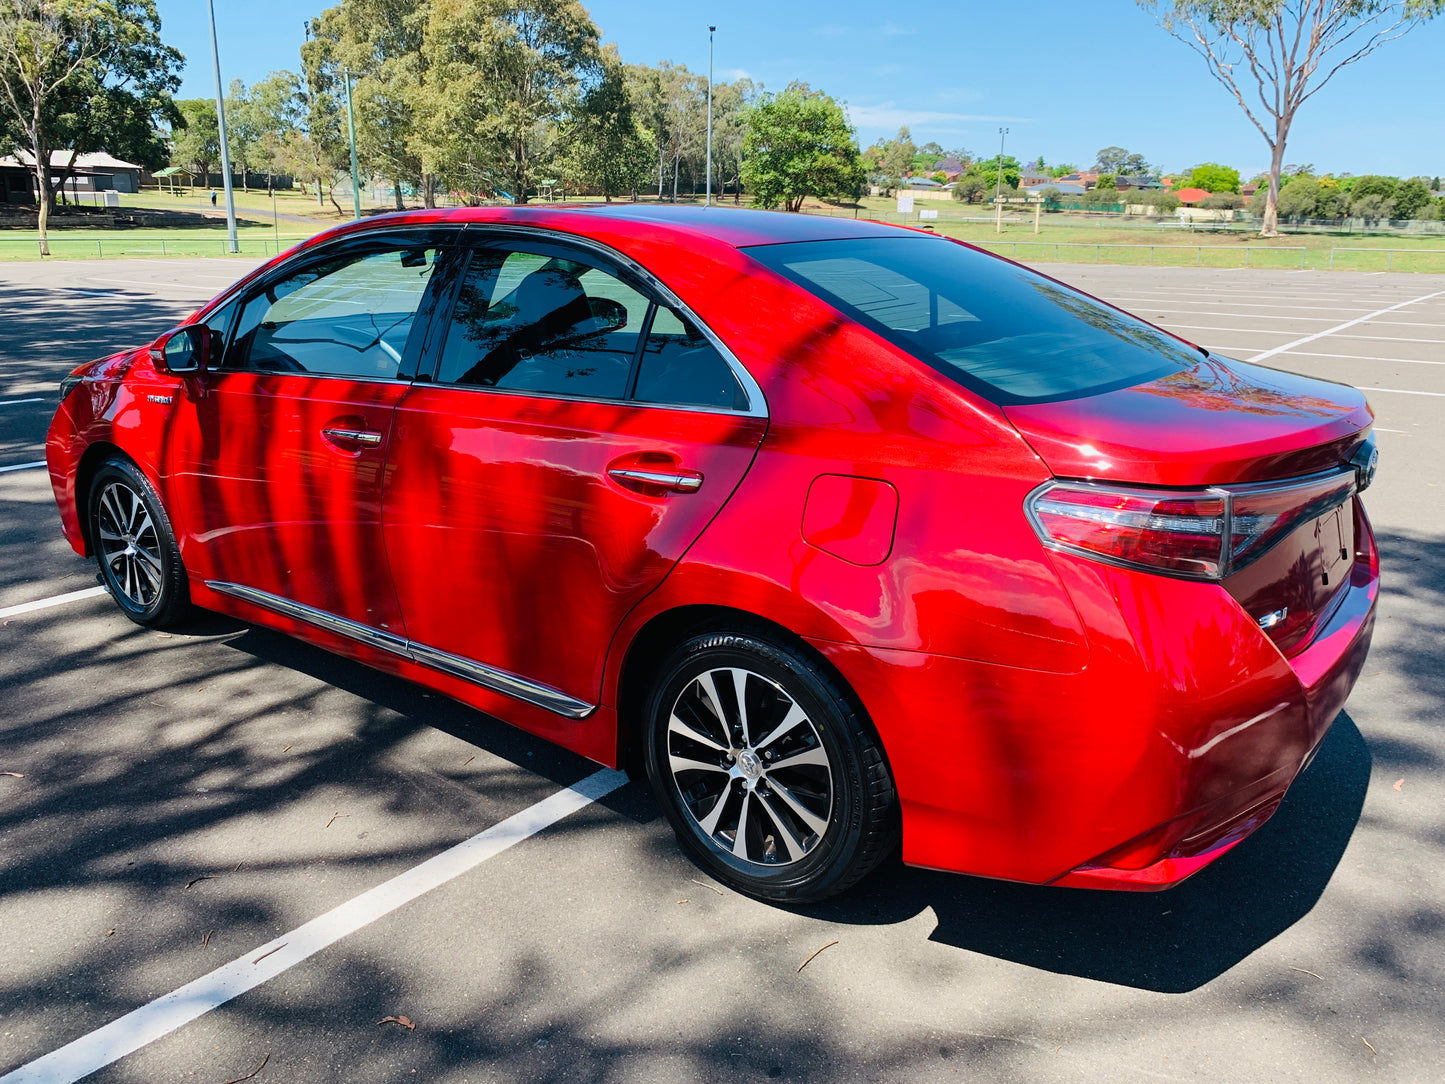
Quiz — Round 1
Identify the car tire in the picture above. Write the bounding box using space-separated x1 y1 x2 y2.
88 457 191 629
644 628 898 902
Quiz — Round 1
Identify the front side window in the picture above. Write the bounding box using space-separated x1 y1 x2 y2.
745 236 1198 404
227 245 438 379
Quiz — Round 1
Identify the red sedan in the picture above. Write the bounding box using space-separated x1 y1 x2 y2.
47 207 1378 901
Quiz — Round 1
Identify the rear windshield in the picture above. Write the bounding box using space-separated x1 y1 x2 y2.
744 236 1197 404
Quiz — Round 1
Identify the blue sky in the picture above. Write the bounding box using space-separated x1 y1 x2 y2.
158 0 1445 178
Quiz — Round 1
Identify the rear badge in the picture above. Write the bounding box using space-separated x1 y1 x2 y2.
146 394 174 405
1257 607 1289 630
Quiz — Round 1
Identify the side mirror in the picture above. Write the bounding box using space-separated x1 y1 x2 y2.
587 296 628 333
151 325 211 375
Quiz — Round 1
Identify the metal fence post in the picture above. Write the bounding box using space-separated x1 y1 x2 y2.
1387 250 1393 271
1244 248 1251 267
1196 247 1201 265
160 240 166 256
96 241 102 258
1329 248 1335 269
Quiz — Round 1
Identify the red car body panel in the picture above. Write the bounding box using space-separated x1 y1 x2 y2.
46 205 1379 891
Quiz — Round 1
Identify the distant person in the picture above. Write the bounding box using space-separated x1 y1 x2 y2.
210 189 216 207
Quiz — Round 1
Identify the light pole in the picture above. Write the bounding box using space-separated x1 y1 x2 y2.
994 126 1009 234
206 0 238 253
341 68 362 221
705 26 715 207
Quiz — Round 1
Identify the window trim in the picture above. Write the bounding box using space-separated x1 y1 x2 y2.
417 224 767 418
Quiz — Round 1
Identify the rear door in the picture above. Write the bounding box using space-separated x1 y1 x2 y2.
167 232 452 634
382 233 767 714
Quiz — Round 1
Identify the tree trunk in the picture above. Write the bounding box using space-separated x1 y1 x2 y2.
1259 121 1288 238
393 176 404 210
422 174 436 209
34 162 51 255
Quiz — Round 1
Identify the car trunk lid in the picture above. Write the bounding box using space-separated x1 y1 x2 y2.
1011 355 1375 657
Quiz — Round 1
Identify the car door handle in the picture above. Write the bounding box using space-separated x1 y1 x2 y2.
607 467 704 493
321 426 384 447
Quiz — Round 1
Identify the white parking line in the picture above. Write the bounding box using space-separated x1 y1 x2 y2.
0 767 629 1084
0 587 107 620
0 461 46 474
0 398 46 407
1276 350 1445 366
1248 289 1445 364
1359 386 1445 398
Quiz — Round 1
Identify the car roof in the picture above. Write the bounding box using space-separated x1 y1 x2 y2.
365 204 907 249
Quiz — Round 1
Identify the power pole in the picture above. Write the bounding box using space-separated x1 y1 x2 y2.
994 127 1009 234
706 26 715 207
207 0 239 253
342 69 362 221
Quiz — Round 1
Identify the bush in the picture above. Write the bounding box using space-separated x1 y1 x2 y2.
1275 176 1320 219
1394 177 1432 220
951 174 987 202
1350 192 1396 221
1129 189 1180 212
1199 192 1244 210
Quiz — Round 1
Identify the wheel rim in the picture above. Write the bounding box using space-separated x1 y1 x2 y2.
96 480 164 609
666 666 834 868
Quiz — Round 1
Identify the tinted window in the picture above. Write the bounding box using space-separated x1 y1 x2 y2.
746 236 1197 404
633 306 747 410
228 246 437 378
436 248 648 400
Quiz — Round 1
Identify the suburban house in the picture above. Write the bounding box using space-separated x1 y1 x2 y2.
0 151 146 199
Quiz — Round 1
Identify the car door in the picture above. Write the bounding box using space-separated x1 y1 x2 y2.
382 233 768 715
167 231 453 636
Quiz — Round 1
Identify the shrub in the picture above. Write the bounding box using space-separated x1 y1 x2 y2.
1199 192 1244 210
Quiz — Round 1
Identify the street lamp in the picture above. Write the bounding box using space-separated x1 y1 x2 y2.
705 26 715 207
206 0 238 253
994 126 1009 234
340 68 363 221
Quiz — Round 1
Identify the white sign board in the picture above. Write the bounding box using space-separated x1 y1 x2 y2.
919 209 939 220
896 194 914 214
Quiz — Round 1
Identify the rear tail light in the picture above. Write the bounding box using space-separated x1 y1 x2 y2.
1026 468 1359 581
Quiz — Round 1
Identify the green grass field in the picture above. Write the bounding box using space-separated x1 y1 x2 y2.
4 189 1444 271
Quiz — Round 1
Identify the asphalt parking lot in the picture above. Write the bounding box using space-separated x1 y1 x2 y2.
1 257 1442 1083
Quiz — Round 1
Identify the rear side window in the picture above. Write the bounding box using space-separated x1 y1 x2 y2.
436 249 647 399
745 236 1197 404
434 244 749 411
633 306 747 411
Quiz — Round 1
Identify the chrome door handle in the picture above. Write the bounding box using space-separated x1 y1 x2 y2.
321 426 383 446
607 467 704 493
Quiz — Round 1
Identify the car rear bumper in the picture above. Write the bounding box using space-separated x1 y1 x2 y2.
808 502 1379 890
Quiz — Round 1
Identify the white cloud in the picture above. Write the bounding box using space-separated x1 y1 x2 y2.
845 102 1033 132
721 68 753 81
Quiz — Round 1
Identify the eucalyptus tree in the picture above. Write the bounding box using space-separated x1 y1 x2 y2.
416 0 600 202
0 0 181 252
1139 0 1444 236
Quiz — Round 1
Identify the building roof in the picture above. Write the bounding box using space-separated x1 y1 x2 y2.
1173 187 1210 204
1025 183 1086 195
0 150 144 171
153 166 195 177
905 176 943 188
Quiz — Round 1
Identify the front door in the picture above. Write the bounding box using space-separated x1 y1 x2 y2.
383 237 767 714
168 236 447 635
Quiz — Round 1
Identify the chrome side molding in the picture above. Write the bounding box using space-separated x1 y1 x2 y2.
205 580 595 719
